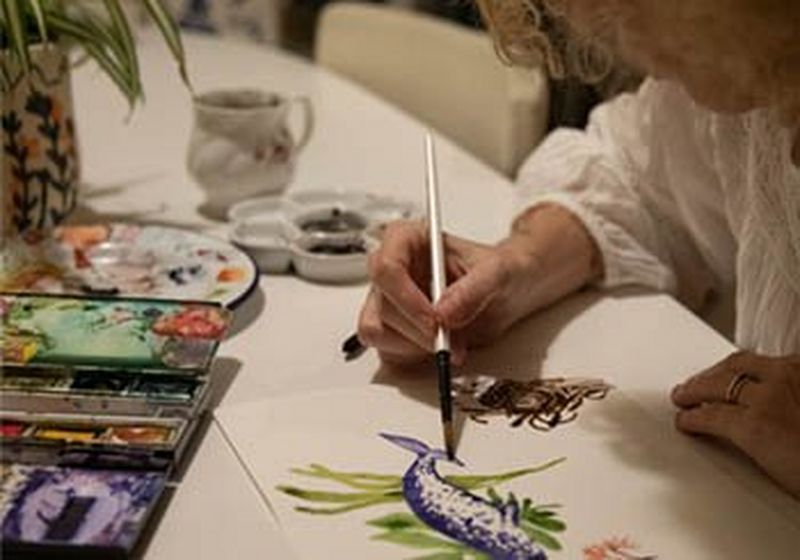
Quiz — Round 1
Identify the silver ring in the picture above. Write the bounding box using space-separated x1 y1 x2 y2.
725 372 755 405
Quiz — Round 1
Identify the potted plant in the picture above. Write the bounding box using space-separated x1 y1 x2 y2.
1 1 188 236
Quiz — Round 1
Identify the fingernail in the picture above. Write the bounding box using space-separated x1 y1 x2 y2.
671 383 684 401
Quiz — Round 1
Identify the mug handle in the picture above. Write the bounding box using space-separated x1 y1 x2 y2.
290 96 314 153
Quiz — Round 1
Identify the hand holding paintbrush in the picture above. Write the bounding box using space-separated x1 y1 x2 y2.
343 132 455 457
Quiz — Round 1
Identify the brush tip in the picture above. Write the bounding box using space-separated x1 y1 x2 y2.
443 421 455 460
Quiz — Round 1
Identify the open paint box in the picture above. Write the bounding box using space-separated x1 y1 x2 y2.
0 293 232 556
228 189 417 283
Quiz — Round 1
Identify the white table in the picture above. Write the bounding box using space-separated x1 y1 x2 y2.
73 31 800 559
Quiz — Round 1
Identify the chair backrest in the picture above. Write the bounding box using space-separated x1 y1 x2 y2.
315 3 549 177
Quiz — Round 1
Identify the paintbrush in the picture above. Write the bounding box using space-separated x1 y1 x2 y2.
338 134 455 458
424 132 455 460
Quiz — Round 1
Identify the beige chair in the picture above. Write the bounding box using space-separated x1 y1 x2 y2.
315 2 549 177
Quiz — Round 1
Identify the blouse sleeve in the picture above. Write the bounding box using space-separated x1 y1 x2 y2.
515 79 716 304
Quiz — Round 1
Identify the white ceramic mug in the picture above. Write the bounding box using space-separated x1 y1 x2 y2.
187 88 314 218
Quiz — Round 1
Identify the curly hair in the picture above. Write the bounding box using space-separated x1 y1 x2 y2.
474 0 621 82
475 0 800 109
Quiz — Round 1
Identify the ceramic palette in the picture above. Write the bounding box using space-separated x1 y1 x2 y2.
1 223 258 308
228 189 417 283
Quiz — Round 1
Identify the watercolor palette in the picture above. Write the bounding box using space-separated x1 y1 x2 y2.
1 366 209 418
0 463 167 559
0 413 190 472
0 293 231 373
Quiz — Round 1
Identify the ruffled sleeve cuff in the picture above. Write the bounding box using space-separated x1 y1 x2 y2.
518 192 678 294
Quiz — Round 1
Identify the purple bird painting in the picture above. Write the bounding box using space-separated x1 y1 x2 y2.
381 433 547 560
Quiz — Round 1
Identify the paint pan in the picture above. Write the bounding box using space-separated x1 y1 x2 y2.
0 413 192 473
0 463 168 559
105 426 174 445
70 371 133 393
0 420 30 439
0 366 209 418
0 372 72 391
34 426 106 443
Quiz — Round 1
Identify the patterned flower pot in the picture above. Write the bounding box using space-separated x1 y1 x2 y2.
1 46 80 238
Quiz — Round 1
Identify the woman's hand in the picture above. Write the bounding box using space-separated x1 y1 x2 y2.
357 204 601 366
357 220 524 365
672 351 800 498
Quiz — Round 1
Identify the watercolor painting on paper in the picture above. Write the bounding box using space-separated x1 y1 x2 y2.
214 384 800 559
278 433 660 559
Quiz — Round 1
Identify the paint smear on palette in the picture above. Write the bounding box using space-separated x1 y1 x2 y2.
277 433 570 559
583 536 657 560
455 376 612 431
0 464 165 553
105 426 173 445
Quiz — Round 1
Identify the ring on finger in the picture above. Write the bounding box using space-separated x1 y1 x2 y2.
725 372 758 405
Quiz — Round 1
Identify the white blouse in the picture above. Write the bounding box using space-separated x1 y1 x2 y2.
516 79 800 356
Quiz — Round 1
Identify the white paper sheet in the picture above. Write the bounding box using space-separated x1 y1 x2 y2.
215 384 800 559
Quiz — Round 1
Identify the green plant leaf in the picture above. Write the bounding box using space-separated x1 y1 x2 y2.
276 485 388 503
2 0 31 73
409 552 465 560
367 512 426 531
523 511 566 532
44 12 137 106
447 457 566 490
294 495 401 515
27 0 49 43
65 5 139 92
102 0 138 81
140 0 190 88
372 530 462 550
520 525 563 551
291 464 401 491
1 0 186 103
